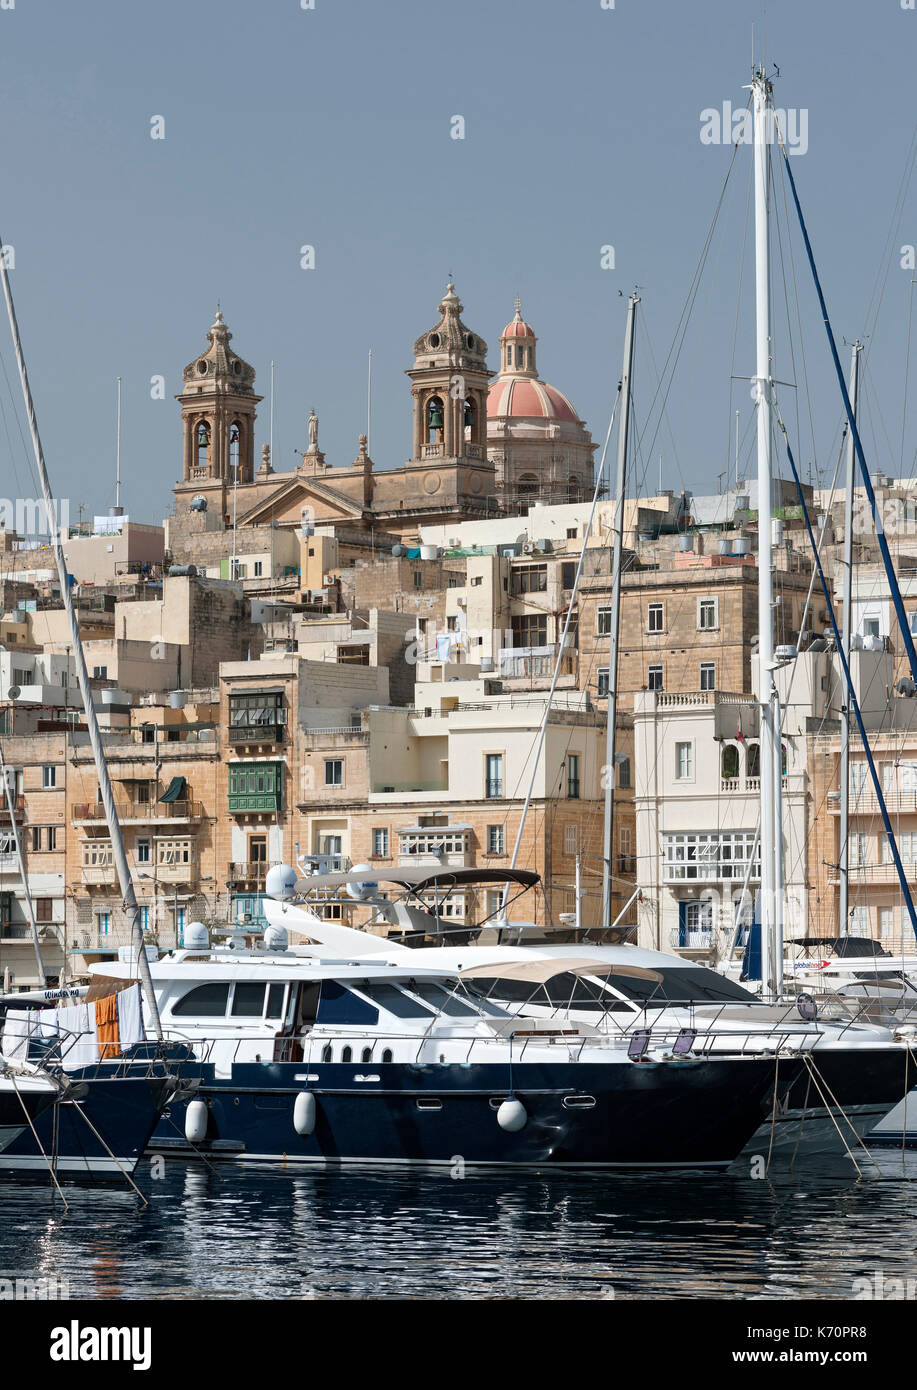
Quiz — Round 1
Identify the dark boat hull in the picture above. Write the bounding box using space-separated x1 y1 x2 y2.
151 1055 798 1170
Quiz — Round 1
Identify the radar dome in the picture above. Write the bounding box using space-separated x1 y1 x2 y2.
183 921 209 949
265 863 298 901
346 864 377 901
263 924 289 951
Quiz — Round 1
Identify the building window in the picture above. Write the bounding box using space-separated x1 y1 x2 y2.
698 598 718 631
31 827 42 851
700 662 716 691
97 912 111 936
511 614 548 647
848 906 869 936
487 825 505 855
41 766 57 789
879 907 895 939
92 665 108 679
228 691 286 743
485 754 503 799
561 561 577 589
647 665 664 691
175 906 186 944
514 565 547 595
617 757 631 789
34 897 52 923
664 831 760 882
253 561 263 577
139 907 149 931
413 571 423 589
324 759 344 788
850 832 869 868
567 754 580 799
596 606 613 636
647 602 664 633
372 827 389 858
850 761 868 794
675 742 693 780
157 838 193 867
136 838 151 864
564 824 578 855
862 616 880 639
597 668 610 698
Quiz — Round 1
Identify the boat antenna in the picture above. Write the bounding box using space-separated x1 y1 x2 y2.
0 233 163 1038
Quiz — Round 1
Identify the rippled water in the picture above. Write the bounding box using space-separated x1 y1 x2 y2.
2 1151 917 1300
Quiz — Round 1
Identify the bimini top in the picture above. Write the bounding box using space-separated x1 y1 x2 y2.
296 866 540 894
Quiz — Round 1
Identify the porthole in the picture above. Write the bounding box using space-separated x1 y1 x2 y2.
197 360 207 375
563 1095 596 1110
341 1046 352 1063
416 1098 442 1112
429 333 440 348
381 1048 393 1063
361 1047 372 1063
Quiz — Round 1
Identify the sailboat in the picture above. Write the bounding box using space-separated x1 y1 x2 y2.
0 234 196 1179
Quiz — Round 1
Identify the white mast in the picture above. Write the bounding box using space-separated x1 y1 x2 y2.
367 349 372 453
0 238 163 1037
752 69 778 999
839 341 862 936
115 376 122 514
601 291 638 925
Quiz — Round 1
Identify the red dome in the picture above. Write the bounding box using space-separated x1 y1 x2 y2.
487 377 578 423
502 316 535 339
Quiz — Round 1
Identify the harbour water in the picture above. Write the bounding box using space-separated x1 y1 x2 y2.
3 1154 917 1301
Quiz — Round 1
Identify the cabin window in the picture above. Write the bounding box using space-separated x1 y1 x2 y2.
315 981 379 1027
322 1045 332 1062
361 1047 372 1063
382 1049 393 1063
341 1046 352 1063
266 984 286 1019
359 982 435 1018
231 983 266 1017
173 983 230 1017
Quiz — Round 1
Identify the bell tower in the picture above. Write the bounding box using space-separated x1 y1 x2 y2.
176 310 262 490
406 284 491 465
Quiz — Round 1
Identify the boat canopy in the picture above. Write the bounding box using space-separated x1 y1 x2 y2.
458 957 663 985
296 866 540 893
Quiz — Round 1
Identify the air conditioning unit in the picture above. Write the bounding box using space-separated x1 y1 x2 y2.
522 540 536 554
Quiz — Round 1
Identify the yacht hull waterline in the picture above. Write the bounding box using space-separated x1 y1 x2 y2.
150 1056 802 1170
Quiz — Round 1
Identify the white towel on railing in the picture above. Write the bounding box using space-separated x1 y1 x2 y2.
0 1007 33 1061
117 984 145 1051
56 1002 99 1071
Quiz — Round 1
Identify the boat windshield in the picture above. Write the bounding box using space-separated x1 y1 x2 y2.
469 967 758 1010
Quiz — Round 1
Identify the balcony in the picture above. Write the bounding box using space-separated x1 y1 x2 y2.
0 796 24 822
227 861 268 884
81 864 117 886
227 724 285 746
498 645 574 681
155 858 197 884
830 787 917 818
0 923 31 941
71 800 203 825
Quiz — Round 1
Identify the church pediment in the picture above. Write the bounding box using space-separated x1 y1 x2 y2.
237 474 368 528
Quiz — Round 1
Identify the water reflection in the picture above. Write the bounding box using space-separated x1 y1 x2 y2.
0 1154 915 1299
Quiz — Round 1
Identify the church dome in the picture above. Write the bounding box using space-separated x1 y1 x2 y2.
487 377 579 423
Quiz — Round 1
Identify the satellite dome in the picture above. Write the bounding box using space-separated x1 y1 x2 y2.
346 864 377 901
265 863 298 901
183 921 209 950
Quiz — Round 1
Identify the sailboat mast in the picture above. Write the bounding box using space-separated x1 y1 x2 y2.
0 241 163 1038
839 341 862 937
752 70 778 999
601 290 638 925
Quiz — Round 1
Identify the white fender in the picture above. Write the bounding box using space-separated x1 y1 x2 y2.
184 1098 208 1144
497 1098 527 1132
293 1090 316 1136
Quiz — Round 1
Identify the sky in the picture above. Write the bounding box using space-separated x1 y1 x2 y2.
0 0 915 527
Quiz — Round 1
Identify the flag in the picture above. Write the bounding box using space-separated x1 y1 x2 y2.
736 721 745 744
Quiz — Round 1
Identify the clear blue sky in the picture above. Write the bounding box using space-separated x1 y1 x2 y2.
0 0 915 525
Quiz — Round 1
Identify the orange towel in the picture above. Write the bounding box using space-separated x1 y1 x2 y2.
95 992 120 1059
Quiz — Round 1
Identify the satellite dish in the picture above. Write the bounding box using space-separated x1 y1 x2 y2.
7 686 20 700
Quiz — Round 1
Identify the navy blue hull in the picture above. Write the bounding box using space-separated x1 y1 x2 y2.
152 1056 799 1169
